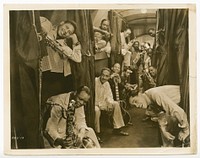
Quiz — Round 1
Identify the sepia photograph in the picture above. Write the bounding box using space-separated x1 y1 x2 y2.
3 2 197 156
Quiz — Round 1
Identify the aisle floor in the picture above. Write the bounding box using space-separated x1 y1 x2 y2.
99 107 161 148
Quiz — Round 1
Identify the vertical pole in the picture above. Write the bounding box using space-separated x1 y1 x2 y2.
32 10 43 147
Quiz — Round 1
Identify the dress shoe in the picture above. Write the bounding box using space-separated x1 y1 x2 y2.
127 122 133 126
113 129 129 136
142 116 151 122
97 136 103 143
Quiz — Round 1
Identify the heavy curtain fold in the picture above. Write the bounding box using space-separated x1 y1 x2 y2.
155 9 189 118
40 10 95 127
10 11 44 148
108 10 123 66
10 10 96 149
66 10 95 128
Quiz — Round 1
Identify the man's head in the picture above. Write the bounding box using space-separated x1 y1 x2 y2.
100 68 111 84
124 68 132 77
112 63 121 74
133 41 140 51
129 93 148 109
100 19 110 31
148 28 156 37
57 20 77 38
94 31 103 42
149 66 157 77
147 48 153 58
124 28 132 38
75 86 91 108
144 42 151 51
140 43 145 51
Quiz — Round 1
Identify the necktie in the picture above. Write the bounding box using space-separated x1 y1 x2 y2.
115 82 120 101
65 100 76 148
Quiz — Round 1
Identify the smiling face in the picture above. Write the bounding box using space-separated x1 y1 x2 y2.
100 69 111 84
149 66 157 77
101 20 109 31
57 22 75 38
124 29 131 37
112 63 121 74
144 42 151 50
75 91 90 108
133 41 140 51
94 31 103 42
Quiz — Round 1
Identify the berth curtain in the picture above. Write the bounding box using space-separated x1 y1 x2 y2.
10 11 44 148
108 10 123 66
155 9 189 118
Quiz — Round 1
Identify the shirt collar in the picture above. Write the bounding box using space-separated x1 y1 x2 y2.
143 92 152 106
97 77 107 87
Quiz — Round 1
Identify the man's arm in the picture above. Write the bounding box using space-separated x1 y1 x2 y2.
100 42 111 56
105 82 114 104
40 17 53 35
74 106 89 145
147 90 189 141
57 34 82 63
74 106 88 130
45 105 63 141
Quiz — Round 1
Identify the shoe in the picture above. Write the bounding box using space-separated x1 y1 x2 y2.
113 129 129 136
97 136 103 143
127 122 133 126
142 116 151 122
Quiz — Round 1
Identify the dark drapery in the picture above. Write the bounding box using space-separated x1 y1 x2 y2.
10 11 44 148
155 9 189 118
66 10 95 127
108 10 123 67
40 10 95 127
10 10 96 149
40 10 75 105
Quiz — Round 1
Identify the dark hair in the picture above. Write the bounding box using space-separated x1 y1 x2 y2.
145 42 151 47
130 88 139 97
101 67 111 75
112 62 120 67
133 41 140 45
125 27 131 32
63 20 77 33
100 19 109 26
76 86 91 95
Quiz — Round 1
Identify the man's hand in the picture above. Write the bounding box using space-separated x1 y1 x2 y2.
54 138 73 148
178 127 189 142
162 131 175 141
62 46 73 58
76 128 86 147
128 40 134 47
107 102 114 112
69 33 78 44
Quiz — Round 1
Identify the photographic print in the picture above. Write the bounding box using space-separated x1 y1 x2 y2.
4 3 197 156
